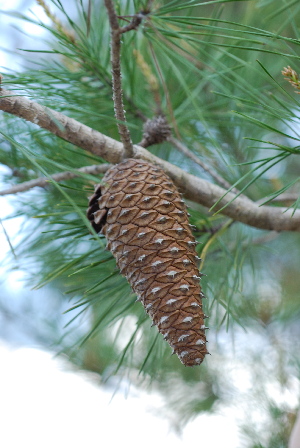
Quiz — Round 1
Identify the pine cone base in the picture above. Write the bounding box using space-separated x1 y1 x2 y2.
87 159 208 366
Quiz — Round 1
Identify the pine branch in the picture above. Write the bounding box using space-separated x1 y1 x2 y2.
104 0 133 159
168 136 235 192
119 13 144 34
260 193 299 204
0 88 300 232
0 164 111 196
0 89 123 162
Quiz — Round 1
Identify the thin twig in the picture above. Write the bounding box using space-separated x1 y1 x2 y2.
133 49 161 112
0 164 111 196
87 0 92 37
258 193 299 205
0 88 300 232
249 231 279 246
169 136 237 192
104 0 133 159
149 41 178 136
119 13 144 34
208 230 280 259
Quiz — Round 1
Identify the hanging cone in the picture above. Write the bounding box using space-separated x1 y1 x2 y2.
87 159 208 366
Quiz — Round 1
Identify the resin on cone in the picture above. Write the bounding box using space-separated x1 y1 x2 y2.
87 159 208 366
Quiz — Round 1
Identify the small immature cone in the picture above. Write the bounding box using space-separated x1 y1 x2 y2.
87 159 208 366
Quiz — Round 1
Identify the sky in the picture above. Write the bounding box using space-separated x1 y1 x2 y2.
0 344 241 448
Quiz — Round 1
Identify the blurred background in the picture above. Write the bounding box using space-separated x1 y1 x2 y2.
1 1 300 447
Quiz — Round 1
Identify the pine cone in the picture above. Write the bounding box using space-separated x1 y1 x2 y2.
87 159 208 366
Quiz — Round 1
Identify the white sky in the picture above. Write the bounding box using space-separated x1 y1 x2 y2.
0 344 240 448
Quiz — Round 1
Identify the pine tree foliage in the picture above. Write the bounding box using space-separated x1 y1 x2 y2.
1 1 300 445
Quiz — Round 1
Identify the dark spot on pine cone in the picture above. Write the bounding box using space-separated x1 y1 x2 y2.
87 159 208 367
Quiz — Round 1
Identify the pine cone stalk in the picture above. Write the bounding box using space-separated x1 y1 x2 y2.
87 159 208 366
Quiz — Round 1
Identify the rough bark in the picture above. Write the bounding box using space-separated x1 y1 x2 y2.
0 88 299 232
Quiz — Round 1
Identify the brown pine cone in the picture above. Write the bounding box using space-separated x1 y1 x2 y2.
87 159 208 366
